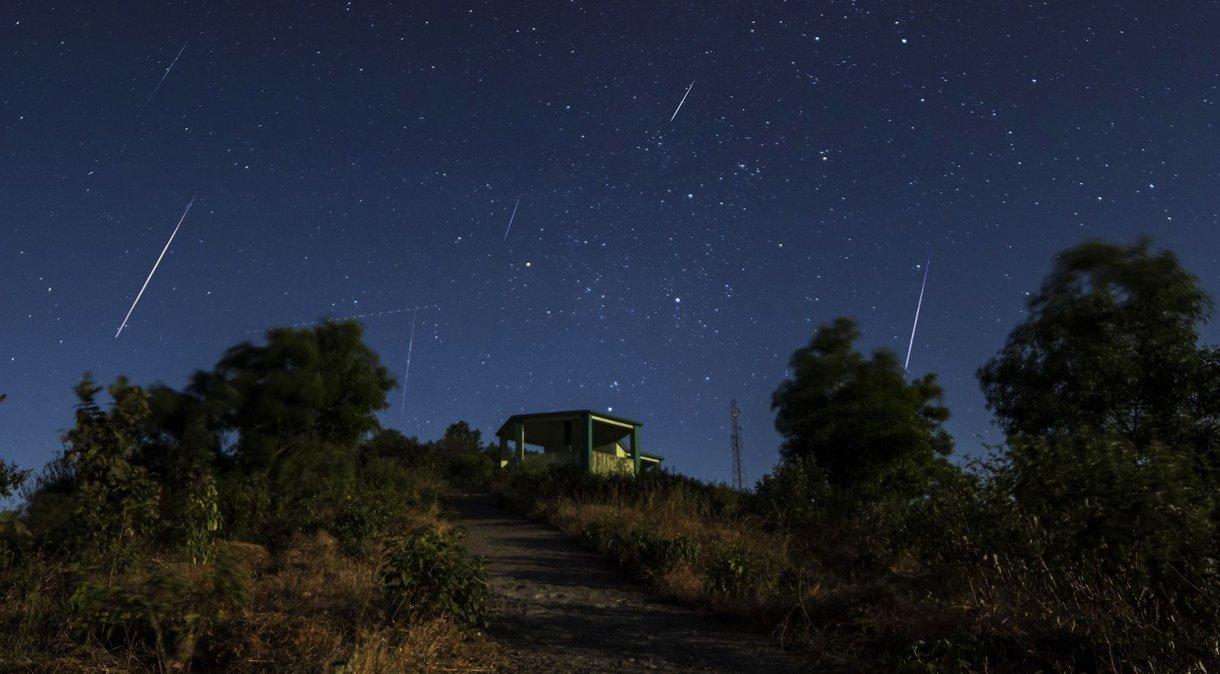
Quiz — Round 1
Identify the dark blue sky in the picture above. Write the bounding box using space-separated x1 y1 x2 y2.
3 1 1219 484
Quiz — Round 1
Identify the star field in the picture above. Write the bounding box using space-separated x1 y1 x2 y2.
3 1 1220 483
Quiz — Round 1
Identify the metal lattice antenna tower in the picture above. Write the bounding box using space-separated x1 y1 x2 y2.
729 399 746 491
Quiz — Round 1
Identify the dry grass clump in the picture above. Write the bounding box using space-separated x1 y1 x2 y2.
346 618 501 674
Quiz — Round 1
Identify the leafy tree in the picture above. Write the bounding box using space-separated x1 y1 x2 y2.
437 421 483 454
0 458 27 501
978 238 1212 448
0 394 24 500
61 376 162 563
205 320 395 471
772 318 953 498
978 238 1220 628
0 455 31 551
361 428 429 466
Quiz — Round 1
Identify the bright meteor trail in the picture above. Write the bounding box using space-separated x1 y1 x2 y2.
115 196 195 338
904 255 932 372
502 195 521 242
399 308 418 420
146 40 188 105
669 80 695 122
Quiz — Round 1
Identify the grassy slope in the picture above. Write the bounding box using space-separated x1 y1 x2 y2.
491 467 1216 673
1 479 500 673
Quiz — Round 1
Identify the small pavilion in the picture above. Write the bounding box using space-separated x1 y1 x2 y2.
495 410 662 475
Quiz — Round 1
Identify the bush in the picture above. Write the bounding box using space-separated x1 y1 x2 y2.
69 548 249 669
580 521 699 581
444 451 494 488
179 473 222 563
216 472 273 541
703 541 773 603
332 491 394 555
378 528 490 629
60 376 163 566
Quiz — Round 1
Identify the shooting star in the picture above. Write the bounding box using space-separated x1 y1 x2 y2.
244 303 440 334
146 40 188 105
669 80 695 122
115 196 196 338
501 195 521 242
904 255 932 372
398 309 418 420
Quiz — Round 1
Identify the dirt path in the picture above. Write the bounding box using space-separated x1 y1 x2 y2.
449 492 811 673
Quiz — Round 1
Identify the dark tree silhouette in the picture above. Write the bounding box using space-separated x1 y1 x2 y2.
203 320 395 471
772 318 953 497
979 237 1213 449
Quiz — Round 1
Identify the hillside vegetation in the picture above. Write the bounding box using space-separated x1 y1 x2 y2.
0 323 496 672
2 236 1217 672
494 238 1220 673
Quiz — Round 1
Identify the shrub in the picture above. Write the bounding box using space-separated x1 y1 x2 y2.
444 451 493 488
703 542 761 602
179 473 222 563
61 376 163 566
751 455 825 530
332 491 394 555
69 548 249 669
581 523 700 580
217 472 273 541
378 528 490 629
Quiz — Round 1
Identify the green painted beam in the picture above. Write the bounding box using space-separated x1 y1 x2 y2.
631 426 640 476
584 413 593 472
514 421 525 463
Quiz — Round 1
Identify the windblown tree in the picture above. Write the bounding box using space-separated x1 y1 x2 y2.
772 318 953 499
978 237 1213 449
205 320 395 473
979 238 1220 577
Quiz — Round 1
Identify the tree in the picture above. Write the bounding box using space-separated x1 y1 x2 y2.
206 320 395 471
772 318 953 497
437 421 482 454
61 375 162 563
978 238 1212 448
361 428 429 466
0 395 21 498
0 459 27 501
978 238 1220 612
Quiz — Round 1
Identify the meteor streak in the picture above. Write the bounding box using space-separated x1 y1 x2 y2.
399 309 418 420
115 196 196 338
146 40 188 105
669 80 695 122
244 303 440 334
502 195 521 242
904 255 932 372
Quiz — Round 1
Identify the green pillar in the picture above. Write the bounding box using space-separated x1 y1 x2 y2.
584 413 593 472
631 426 640 476
514 422 525 463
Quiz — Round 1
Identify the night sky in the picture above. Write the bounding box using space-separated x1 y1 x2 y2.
3 2 1219 484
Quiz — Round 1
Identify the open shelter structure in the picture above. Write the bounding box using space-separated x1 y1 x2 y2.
495 410 662 475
